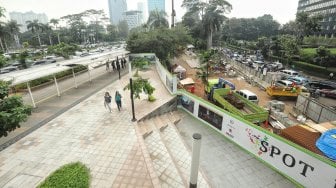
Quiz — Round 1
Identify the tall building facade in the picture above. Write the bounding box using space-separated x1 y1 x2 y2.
148 0 165 15
9 11 48 32
124 11 142 30
137 2 145 24
108 0 127 25
297 0 336 37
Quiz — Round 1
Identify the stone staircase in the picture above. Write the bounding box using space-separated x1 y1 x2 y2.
137 111 210 188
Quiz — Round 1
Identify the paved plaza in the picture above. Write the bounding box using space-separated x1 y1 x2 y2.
0 66 294 187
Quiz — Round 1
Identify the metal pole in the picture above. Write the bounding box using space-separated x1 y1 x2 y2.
26 82 36 108
190 133 202 188
72 68 78 88
87 65 92 82
130 78 137 122
53 75 60 97
171 0 175 28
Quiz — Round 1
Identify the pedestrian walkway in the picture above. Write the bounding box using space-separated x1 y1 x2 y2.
0 64 296 187
0 67 173 187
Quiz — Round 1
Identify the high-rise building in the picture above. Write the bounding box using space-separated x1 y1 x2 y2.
137 2 145 24
297 0 336 38
9 11 48 32
124 11 142 30
108 0 127 25
148 0 165 15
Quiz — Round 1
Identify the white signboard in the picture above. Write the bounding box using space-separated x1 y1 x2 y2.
220 115 336 188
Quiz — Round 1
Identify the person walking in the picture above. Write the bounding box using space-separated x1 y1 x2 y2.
115 91 122 111
104 92 112 112
329 72 334 80
105 59 110 71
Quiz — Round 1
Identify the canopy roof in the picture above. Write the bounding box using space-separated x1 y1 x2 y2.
179 77 194 86
0 49 129 86
173 65 186 73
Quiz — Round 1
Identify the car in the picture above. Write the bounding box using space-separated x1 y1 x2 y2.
275 80 294 87
0 66 19 74
287 76 310 85
304 80 336 92
319 89 336 99
31 60 47 66
280 69 299 78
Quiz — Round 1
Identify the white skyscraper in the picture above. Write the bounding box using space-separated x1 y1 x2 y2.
124 11 142 30
108 0 127 25
137 2 145 24
9 11 48 32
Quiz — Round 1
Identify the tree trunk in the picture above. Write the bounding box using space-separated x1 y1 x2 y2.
49 35 53 45
207 27 213 50
37 33 42 46
4 40 8 52
0 37 4 52
57 33 61 44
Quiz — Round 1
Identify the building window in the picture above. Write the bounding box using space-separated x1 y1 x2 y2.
327 26 330 30
333 25 336 30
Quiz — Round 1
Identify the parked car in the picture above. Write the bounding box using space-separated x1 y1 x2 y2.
275 80 294 87
287 76 310 85
0 66 19 74
304 80 336 92
319 89 336 98
31 60 47 66
280 69 299 77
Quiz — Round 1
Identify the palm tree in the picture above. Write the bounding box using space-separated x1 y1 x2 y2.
41 23 53 45
26 20 43 46
50 18 61 44
183 0 232 49
147 9 169 29
5 20 21 48
0 6 6 52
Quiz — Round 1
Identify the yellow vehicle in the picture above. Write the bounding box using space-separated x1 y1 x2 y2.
266 86 302 97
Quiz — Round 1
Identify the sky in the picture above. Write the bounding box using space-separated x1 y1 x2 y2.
0 0 299 24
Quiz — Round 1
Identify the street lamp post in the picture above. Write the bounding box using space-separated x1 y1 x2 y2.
171 0 176 28
116 56 121 79
130 78 137 122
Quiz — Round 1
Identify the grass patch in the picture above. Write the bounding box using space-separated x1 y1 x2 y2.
38 162 90 188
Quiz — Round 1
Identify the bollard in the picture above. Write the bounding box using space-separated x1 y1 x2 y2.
190 133 202 188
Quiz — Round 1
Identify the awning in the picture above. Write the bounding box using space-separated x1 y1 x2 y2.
174 65 186 73
179 77 194 86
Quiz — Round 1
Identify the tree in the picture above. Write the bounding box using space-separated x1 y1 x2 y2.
26 19 43 46
124 77 155 101
295 12 322 43
256 37 270 58
5 20 21 48
41 23 53 45
147 9 169 29
183 0 232 49
0 6 6 52
50 18 61 44
316 46 332 68
118 20 129 39
126 26 192 61
0 55 6 68
0 81 32 137
131 57 149 77
279 35 300 65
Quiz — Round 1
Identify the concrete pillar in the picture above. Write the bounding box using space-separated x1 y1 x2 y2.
190 133 202 188
193 101 199 117
53 75 60 97
72 68 78 88
172 76 177 94
26 82 36 108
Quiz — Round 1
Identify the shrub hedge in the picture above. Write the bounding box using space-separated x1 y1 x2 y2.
38 162 90 188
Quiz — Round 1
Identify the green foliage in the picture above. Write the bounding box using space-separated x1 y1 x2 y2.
38 162 90 188
48 42 80 59
126 26 192 61
19 50 29 69
0 81 32 137
132 57 149 70
147 10 169 29
148 95 156 102
124 77 156 101
293 61 336 78
295 12 322 42
303 36 336 47
0 55 6 68
222 15 280 41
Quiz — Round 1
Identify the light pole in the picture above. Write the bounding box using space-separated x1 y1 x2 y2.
130 78 137 122
171 0 176 28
